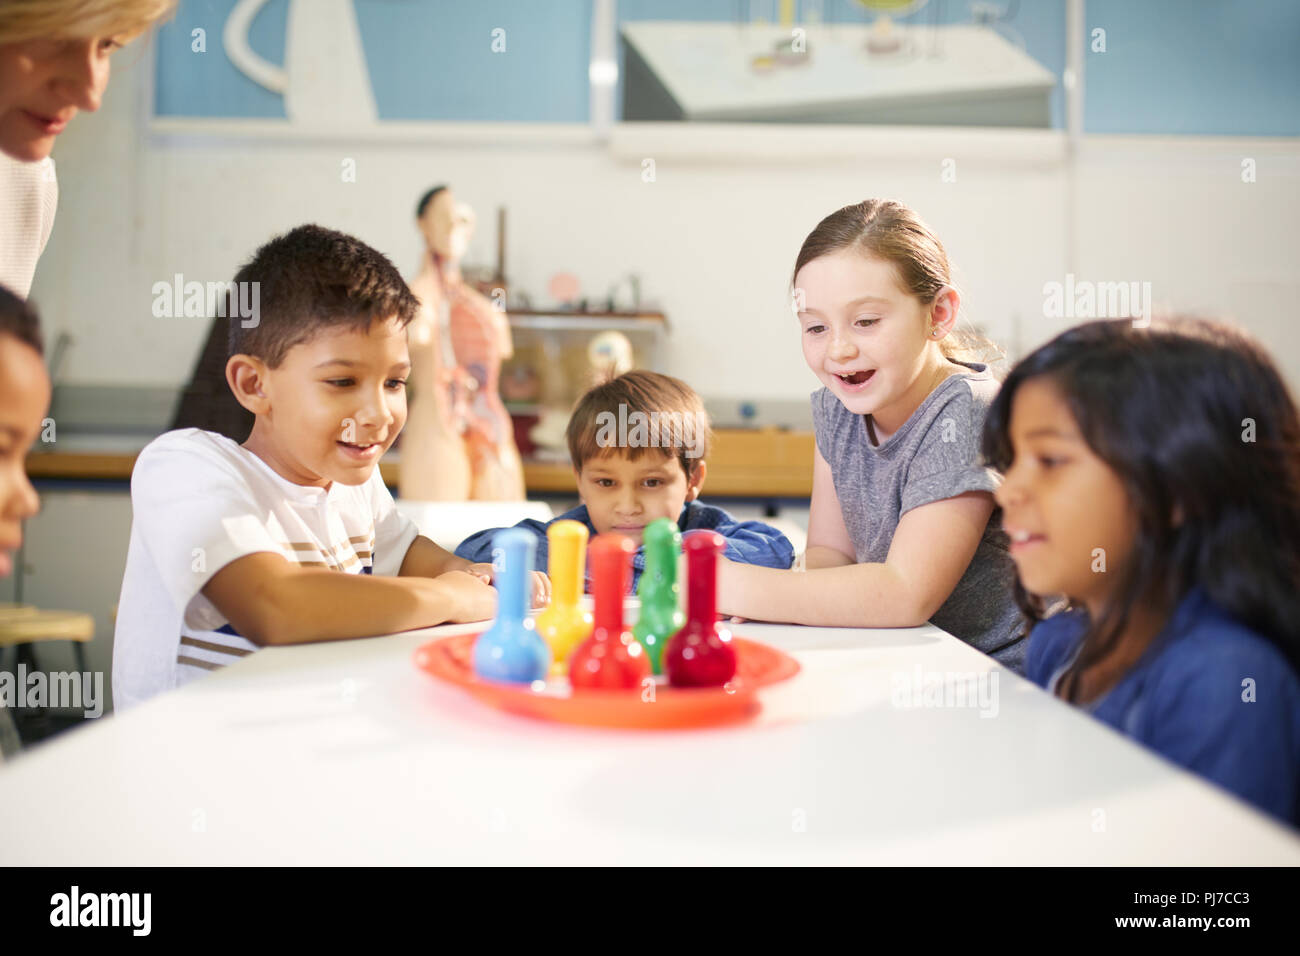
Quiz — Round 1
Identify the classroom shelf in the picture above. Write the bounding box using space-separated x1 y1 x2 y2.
25 428 815 499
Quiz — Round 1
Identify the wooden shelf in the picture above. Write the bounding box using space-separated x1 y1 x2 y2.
25 428 814 498
508 310 669 334
26 453 141 481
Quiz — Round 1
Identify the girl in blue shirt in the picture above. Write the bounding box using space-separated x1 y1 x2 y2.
982 318 1300 825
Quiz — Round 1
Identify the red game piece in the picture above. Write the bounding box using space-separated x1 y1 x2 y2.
568 534 651 691
665 531 737 688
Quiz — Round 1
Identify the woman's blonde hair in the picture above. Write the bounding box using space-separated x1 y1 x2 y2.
792 198 1003 369
0 0 175 44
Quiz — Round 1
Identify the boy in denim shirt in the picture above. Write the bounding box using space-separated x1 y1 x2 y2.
457 371 793 590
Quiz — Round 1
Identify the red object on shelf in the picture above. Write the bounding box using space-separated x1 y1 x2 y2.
414 632 799 729
509 413 538 458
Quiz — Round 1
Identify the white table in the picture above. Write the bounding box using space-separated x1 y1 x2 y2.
2 616 1297 865
621 22 1056 125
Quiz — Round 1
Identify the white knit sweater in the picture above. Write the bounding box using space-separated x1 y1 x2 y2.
0 154 58 298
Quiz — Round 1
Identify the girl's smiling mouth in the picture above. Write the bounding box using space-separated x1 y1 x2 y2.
834 369 875 389
1006 527 1047 555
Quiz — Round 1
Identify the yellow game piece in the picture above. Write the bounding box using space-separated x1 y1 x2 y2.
535 520 594 674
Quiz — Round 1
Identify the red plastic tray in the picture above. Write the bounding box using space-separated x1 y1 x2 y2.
414 632 800 729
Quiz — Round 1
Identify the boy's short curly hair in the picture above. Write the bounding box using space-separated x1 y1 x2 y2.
227 224 420 367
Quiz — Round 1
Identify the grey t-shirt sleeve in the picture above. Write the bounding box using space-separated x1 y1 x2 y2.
899 384 1000 516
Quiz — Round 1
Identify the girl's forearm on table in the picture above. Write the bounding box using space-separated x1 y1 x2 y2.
718 559 927 628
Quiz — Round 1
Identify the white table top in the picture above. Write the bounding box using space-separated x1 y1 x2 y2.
621 21 1056 122
2 615 1297 865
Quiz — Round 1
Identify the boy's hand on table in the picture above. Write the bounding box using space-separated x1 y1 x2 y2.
433 570 498 623
463 563 552 608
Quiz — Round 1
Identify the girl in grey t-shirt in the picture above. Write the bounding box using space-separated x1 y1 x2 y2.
715 199 1025 671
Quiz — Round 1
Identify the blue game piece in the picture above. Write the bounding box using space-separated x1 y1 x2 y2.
472 528 552 684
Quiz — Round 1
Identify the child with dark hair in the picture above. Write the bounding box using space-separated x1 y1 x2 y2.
113 225 546 708
984 317 1300 825
0 283 48 579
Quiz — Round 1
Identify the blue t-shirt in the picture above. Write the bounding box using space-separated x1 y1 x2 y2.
454 500 794 593
1026 588 1300 826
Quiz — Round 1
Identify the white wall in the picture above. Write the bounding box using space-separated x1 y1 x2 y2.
28 45 1300 400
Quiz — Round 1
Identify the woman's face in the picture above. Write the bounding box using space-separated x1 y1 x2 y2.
994 377 1140 617
0 33 125 162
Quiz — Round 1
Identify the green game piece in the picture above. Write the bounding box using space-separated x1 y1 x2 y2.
634 518 686 675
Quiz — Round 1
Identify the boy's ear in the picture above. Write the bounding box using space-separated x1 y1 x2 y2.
685 460 707 501
572 466 586 504
227 354 271 414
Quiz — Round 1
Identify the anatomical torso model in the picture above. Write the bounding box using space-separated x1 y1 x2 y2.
401 186 525 501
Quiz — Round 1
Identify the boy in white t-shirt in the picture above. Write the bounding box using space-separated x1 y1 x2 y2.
113 224 548 709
